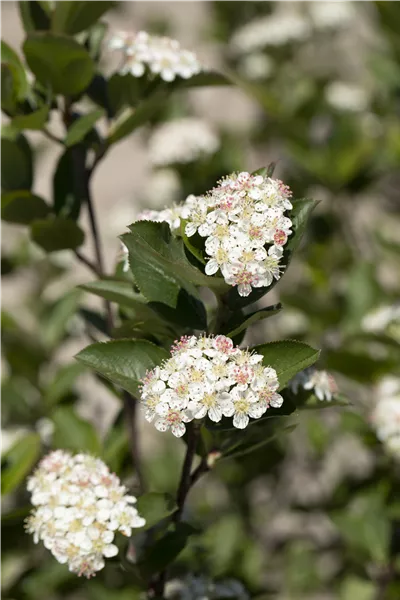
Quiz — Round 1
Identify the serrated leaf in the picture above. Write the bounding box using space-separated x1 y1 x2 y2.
2 190 51 224
52 406 101 454
65 109 104 146
23 32 94 95
75 339 169 396
1 433 41 495
224 303 282 338
136 492 177 530
254 340 320 390
31 217 84 252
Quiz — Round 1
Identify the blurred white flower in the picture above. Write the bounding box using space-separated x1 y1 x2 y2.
148 118 220 166
239 53 273 80
145 168 182 208
109 30 201 82
325 81 369 112
26 451 145 578
310 1 355 30
371 377 400 459
165 574 249 600
183 171 293 297
231 11 310 54
290 368 338 401
35 418 54 445
362 304 400 341
139 334 283 436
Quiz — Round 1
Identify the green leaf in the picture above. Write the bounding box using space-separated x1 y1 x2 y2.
1 40 30 101
121 221 228 309
174 70 231 89
136 492 177 530
79 280 149 309
224 303 282 338
51 1 116 35
44 362 86 406
41 289 82 349
86 21 108 62
108 89 167 145
1 63 18 114
253 340 320 390
180 219 206 265
23 32 94 95
1 433 41 495
1 134 33 191
65 109 104 146
2 191 50 224
11 104 50 131
53 147 87 220
19 1 51 32
138 523 196 578
52 406 101 454
340 577 375 600
75 339 169 396
227 198 318 309
31 217 84 252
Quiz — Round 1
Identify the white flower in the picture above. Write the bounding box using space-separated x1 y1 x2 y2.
148 118 220 166
325 81 369 112
144 168 181 208
362 304 400 341
290 368 338 401
309 1 354 30
371 377 400 460
26 451 145 578
109 30 201 82
135 205 183 233
140 334 283 434
184 172 293 296
239 53 273 80
231 11 310 54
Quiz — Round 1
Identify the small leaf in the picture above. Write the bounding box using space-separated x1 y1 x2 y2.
2 190 51 224
224 303 282 338
1 134 33 191
11 104 49 131
53 147 87 220
44 362 86 406
19 1 51 32
52 406 101 454
65 109 104 146
1 433 41 495
108 89 167 145
1 40 30 101
75 339 169 396
136 492 177 530
31 217 84 252
51 1 116 35
138 523 196 578
23 32 94 95
254 340 320 390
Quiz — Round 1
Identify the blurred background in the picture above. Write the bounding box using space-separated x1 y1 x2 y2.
2 2 400 599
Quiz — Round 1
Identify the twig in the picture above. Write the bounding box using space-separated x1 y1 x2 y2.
74 250 101 276
123 391 146 493
43 127 63 145
174 422 201 523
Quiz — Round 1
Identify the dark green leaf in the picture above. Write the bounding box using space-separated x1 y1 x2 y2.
53 146 87 220
1 64 18 114
1 40 30 102
44 362 86 406
79 279 150 310
2 190 50 224
31 217 85 252
138 523 196 578
65 109 104 146
75 339 169 396
10 104 49 131
136 492 177 530
86 21 108 62
1 433 41 495
1 134 33 191
19 1 51 32
41 289 82 348
108 89 167 145
52 406 101 454
254 340 320 390
175 70 231 88
224 303 282 338
52 1 116 35
23 32 94 95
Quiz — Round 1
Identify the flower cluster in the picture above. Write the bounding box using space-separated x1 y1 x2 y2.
362 303 400 341
183 172 293 296
371 377 400 459
109 30 201 82
26 451 145 578
136 205 184 232
290 368 338 401
148 118 220 166
139 334 283 437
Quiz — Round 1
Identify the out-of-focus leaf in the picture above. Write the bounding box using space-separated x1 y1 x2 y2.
1 433 41 495
52 406 101 454
175 70 231 88
75 340 169 396
1 40 30 101
108 89 167 145
44 362 86 406
1 134 33 191
86 21 108 62
224 303 282 338
53 146 87 220
79 280 149 310
65 109 104 146
344 262 380 330
23 33 94 95
41 289 82 349
138 523 196 578
51 1 116 35
31 217 85 252
325 349 399 382
19 1 51 32
253 340 320 390
2 191 50 224
340 577 375 600
11 104 49 131
136 492 177 530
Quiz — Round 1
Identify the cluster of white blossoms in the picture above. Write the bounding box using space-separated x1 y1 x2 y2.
290 368 338 401
183 172 293 297
25 451 145 578
371 378 400 459
149 118 220 166
136 205 184 233
109 30 201 82
139 334 283 437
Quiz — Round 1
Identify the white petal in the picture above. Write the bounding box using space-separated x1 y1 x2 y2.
154 418 169 432
171 422 186 437
208 405 222 422
270 393 283 408
185 222 197 237
103 544 119 558
205 259 219 275
233 413 249 429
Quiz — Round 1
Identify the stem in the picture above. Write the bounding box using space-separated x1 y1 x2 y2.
123 391 146 493
43 127 63 145
174 422 201 523
74 250 101 276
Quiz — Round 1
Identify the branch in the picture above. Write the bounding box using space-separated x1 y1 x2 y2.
74 250 101 276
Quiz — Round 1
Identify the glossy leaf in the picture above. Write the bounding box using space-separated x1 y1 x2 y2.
23 33 94 95
75 339 169 396
1 134 33 191
31 217 85 252
52 406 101 454
79 280 149 310
136 492 177 530
254 340 320 390
1 433 41 495
2 191 50 224
51 1 116 35
224 303 282 338
65 109 104 147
